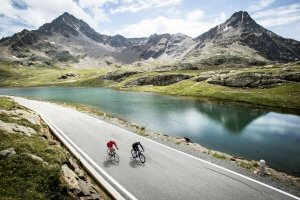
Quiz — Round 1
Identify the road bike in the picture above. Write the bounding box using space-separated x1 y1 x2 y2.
107 149 119 163
131 148 146 163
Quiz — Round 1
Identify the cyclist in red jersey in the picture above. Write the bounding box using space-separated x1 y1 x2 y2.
107 140 118 152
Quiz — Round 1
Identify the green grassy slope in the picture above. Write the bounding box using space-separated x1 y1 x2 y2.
1 62 300 110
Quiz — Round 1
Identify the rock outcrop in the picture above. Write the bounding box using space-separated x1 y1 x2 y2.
60 159 101 199
206 71 300 88
102 70 140 82
0 109 41 126
126 74 191 86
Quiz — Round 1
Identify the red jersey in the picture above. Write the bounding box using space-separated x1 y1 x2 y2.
107 140 118 149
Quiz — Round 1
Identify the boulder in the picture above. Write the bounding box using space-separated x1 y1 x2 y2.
25 153 48 165
0 148 16 158
0 120 36 137
183 137 191 143
58 73 77 80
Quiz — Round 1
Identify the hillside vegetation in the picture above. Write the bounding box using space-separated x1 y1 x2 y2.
0 97 109 199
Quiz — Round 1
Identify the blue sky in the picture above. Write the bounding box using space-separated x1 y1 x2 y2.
1 0 300 40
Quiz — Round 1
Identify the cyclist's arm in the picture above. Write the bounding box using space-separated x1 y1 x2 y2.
139 143 144 151
113 141 118 149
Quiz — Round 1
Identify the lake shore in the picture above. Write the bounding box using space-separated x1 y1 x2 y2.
1 61 300 111
54 101 300 197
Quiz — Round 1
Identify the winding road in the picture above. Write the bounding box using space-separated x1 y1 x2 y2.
12 96 299 200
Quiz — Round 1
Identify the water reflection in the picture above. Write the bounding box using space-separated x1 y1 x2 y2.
194 102 267 133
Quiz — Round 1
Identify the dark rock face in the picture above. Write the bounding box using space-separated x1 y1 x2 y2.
139 34 171 59
39 12 104 42
10 30 41 49
198 55 267 66
155 63 198 71
194 11 300 63
207 72 300 88
138 33 191 60
39 12 139 48
126 74 191 86
279 72 300 82
107 34 131 47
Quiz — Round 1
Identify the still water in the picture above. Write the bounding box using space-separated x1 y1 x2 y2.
0 87 299 175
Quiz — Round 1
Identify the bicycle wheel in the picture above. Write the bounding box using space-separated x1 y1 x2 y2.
113 153 119 163
131 149 137 158
139 153 146 163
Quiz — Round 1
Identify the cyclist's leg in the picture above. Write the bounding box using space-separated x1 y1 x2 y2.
109 147 114 155
133 144 137 152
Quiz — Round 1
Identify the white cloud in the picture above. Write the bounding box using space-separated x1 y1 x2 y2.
257 15 300 27
253 3 300 18
77 0 117 22
254 3 300 27
164 7 181 17
110 0 183 14
78 0 116 8
187 10 204 21
249 0 276 12
111 11 227 38
0 0 112 37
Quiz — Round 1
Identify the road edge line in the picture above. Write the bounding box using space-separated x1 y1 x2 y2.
41 114 138 200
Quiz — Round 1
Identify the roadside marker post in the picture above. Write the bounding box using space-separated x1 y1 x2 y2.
259 160 266 176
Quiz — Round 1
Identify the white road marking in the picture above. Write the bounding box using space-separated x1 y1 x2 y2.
42 114 138 200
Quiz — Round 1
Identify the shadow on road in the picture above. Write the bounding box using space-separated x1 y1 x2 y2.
129 158 145 168
103 158 119 168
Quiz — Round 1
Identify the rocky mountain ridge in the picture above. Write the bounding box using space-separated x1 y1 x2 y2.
186 11 300 64
0 11 299 68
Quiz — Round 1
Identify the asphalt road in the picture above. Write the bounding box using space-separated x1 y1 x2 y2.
12 96 299 200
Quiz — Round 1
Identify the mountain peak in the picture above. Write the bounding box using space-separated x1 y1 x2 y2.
231 11 251 19
56 12 77 22
38 12 84 37
61 12 72 17
225 11 256 28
